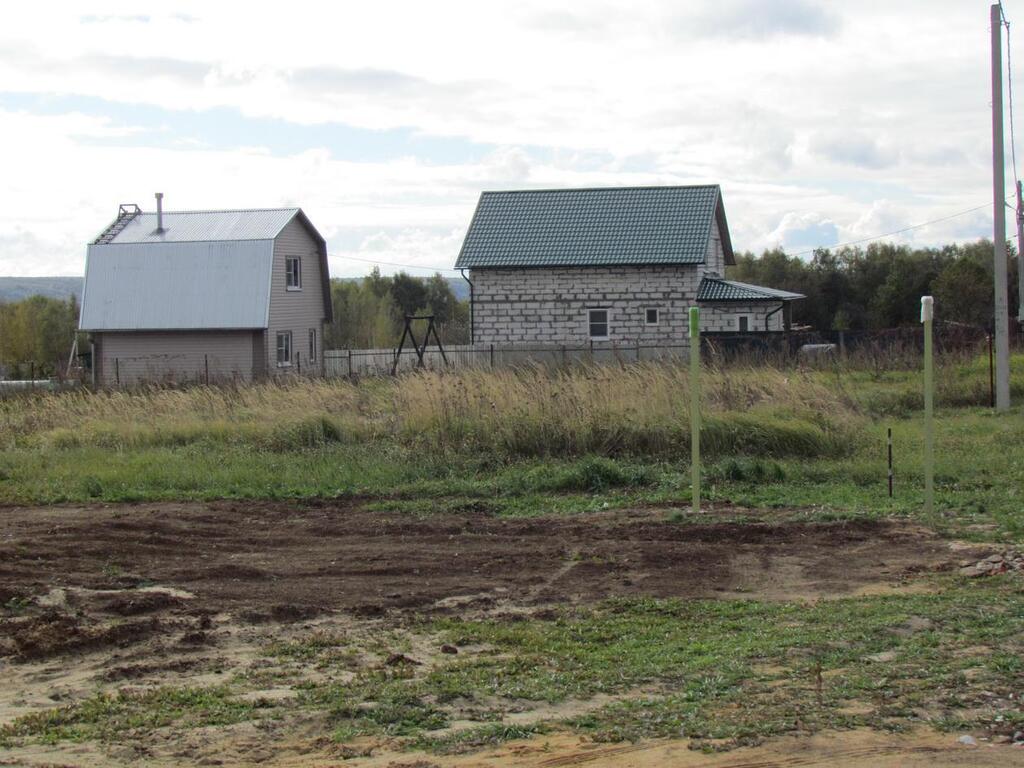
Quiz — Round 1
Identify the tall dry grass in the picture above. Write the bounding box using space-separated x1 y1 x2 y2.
393 363 860 457
1 363 865 459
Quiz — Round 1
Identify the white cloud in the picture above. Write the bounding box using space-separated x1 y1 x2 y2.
0 0 1011 276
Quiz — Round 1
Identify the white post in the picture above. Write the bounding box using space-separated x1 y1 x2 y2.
992 4 1011 410
921 296 935 516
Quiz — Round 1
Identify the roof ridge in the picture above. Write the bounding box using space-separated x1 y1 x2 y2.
134 207 301 215
479 184 720 195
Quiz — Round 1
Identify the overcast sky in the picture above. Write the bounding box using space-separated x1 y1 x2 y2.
0 1 1018 277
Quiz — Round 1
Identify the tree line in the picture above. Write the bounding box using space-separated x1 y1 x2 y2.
324 268 469 349
0 295 81 377
728 239 1021 331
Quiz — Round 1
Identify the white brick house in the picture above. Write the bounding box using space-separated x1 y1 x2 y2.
454 186 802 345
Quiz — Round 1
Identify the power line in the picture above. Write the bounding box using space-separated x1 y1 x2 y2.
329 252 460 273
1001 3 1020 188
790 201 998 258
331 199 1009 272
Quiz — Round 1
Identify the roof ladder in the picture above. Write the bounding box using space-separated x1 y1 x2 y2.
93 204 142 244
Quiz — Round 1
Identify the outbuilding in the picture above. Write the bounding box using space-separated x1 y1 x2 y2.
454 185 803 345
80 197 332 386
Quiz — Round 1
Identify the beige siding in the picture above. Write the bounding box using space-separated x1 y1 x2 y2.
94 331 258 387
267 218 326 375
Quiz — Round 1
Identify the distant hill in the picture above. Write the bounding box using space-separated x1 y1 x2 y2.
0 276 83 303
0 275 469 304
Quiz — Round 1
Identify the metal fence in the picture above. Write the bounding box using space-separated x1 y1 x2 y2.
2 323 1015 391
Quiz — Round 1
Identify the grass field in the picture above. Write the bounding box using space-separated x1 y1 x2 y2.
1 354 1022 766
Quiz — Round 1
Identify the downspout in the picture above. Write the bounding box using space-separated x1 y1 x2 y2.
765 301 785 332
460 269 474 344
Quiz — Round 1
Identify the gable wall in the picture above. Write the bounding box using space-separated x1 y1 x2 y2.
704 218 725 276
267 218 327 374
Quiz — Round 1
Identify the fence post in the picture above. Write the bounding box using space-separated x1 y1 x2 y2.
636 338 640 362
115 358 120 388
887 427 894 498
204 354 209 386
30 361 35 389
689 307 701 515
348 348 353 377
297 352 301 375
489 343 494 368
921 296 934 516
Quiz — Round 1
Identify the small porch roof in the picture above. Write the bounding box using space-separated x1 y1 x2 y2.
697 277 805 302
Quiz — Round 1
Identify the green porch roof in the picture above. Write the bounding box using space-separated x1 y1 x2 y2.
697 277 805 302
454 185 733 269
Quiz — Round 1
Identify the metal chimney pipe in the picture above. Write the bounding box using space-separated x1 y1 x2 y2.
155 192 164 232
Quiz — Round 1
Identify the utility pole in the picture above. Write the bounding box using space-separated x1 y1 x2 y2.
992 3 1011 410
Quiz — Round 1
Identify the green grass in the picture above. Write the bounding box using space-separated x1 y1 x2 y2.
327 580 1020 747
66 578 1005 752
1 406 1020 539
0 687 262 746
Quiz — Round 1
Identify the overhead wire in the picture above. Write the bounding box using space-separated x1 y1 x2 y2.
331 200 1010 274
1001 2 1020 189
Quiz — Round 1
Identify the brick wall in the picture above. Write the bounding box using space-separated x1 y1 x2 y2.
471 265 704 344
470 265 785 344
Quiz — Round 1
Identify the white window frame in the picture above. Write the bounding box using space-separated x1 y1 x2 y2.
276 331 292 367
588 308 610 340
644 307 660 326
308 328 317 363
285 257 302 291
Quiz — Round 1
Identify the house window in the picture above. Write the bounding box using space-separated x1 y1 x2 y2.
286 257 301 290
588 308 610 339
308 329 317 362
738 316 749 332
645 308 660 326
276 331 292 366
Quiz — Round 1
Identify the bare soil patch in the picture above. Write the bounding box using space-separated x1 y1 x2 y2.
0 501 966 626
0 501 996 767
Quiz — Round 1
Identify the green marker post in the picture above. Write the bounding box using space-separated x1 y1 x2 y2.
921 296 934 515
689 306 701 515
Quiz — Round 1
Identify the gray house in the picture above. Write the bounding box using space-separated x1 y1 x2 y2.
454 185 803 345
80 199 331 386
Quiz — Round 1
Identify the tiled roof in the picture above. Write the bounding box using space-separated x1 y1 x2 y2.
454 185 727 269
697 277 805 302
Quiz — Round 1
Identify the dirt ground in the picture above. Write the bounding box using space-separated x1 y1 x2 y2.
0 501 1003 767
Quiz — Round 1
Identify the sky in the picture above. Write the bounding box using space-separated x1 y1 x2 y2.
0 0 1018 278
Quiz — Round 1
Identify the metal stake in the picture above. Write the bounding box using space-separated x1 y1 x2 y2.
690 307 701 515
922 297 935 515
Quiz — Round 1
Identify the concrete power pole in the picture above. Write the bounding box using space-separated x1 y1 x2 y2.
992 3 1011 411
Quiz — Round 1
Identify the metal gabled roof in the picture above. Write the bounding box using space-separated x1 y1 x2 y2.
697 277 805 302
80 205 333 331
94 208 302 245
79 240 274 331
454 185 733 269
